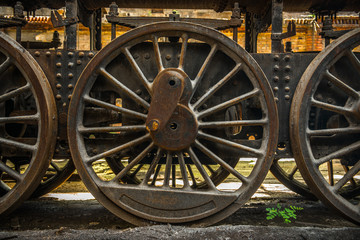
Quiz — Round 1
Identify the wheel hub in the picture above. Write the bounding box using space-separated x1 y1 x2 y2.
151 104 198 151
145 68 197 151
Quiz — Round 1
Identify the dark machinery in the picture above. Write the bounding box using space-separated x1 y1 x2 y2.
0 0 360 226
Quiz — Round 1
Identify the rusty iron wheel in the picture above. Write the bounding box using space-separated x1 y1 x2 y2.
68 22 278 226
270 158 316 199
291 29 360 224
0 32 57 215
30 159 75 198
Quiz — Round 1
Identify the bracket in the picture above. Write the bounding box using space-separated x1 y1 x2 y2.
51 10 78 28
271 21 296 40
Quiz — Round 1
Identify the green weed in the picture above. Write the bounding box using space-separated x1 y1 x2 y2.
266 204 303 223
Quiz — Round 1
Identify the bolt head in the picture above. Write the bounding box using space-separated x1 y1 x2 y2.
147 119 160 132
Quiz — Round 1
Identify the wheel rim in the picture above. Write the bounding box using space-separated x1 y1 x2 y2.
291 29 360 223
68 22 278 226
0 32 57 215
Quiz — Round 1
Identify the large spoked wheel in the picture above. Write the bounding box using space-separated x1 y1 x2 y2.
270 158 315 199
0 32 57 215
291 29 360 224
68 22 278 226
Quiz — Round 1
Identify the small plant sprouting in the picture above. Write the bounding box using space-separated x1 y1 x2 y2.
266 204 303 223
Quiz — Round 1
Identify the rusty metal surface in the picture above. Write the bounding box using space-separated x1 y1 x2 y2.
0 32 57 215
290 28 360 224
28 49 93 159
67 21 278 226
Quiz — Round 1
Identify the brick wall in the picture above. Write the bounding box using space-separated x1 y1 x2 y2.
1 9 359 52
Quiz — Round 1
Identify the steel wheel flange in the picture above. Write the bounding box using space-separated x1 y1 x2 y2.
68 22 278 226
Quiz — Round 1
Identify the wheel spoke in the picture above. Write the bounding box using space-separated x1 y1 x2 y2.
98 68 150 109
177 152 190 188
0 114 39 124
316 140 360 166
307 126 360 136
86 134 151 164
199 119 267 129
0 137 36 152
0 161 22 182
193 63 242 110
142 148 162 185
122 47 152 94
0 83 31 104
333 160 360 192
188 147 217 190
0 180 11 194
163 152 172 187
178 34 188 69
50 161 61 173
0 57 11 75
192 44 218 91
112 143 154 182
152 36 164 72
342 165 357 187
151 165 162 186
311 98 352 116
197 89 259 119
84 95 147 120
186 164 197 187
195 140 249 184
197 132 263 157
328 160 334 186
129 164 144 178
288 165 298 180
171 164 176 188
205 165 215 174
78 125 146 134
324 70 360 99
345 50 360 73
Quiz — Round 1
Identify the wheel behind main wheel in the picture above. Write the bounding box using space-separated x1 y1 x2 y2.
291 28 360 224
68 22 278 226
0 32 57 215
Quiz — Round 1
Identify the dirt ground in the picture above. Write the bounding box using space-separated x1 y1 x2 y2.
1 178 360 239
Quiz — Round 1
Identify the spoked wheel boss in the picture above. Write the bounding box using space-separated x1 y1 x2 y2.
68 22 278 226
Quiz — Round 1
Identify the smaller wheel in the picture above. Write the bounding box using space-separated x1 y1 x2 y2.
0 32 57 215
291 29 360 224
270 158 315 199
31 159 75 198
